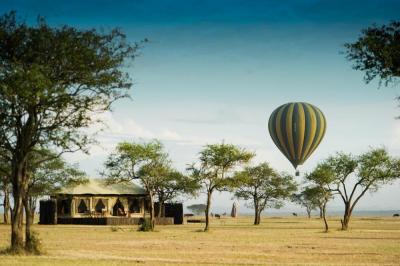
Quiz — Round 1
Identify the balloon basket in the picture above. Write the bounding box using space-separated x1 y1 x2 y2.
295 170 299 176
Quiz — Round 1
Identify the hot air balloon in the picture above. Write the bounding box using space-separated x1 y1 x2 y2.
268 102 326 175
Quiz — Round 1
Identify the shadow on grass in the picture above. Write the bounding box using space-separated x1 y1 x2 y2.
0 247 15 256
321 236 400 240
315 230 331 234
267 221 302 224
0 247 36 256
137 229 160 233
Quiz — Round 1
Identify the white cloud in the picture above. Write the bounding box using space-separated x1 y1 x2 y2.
159 129 182 141
81 112 202 156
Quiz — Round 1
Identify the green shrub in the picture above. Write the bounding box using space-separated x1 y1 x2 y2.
111 226 119 232
138 218 152 232
25 231 43 255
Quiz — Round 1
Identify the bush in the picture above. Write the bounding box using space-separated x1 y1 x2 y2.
138 218 152 232
25 231 43 255
111 226 127 232
110 226 119 232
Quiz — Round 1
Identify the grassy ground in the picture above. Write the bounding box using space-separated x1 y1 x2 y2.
0 216 399 265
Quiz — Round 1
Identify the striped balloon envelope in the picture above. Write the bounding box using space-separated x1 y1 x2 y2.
268 102 326 171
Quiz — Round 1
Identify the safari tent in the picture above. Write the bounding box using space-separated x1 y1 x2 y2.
53 179 149 219
39 179 184 225
39 179 150 225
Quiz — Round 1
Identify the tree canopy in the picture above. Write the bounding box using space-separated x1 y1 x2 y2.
154 168 199 217
0 11 139 157
188 143 254 231
292 187 321 218
345 21 400 86
102 140 165 184
102 140 184 230
232 162 297 225
321 148 400 230
27 149 87 199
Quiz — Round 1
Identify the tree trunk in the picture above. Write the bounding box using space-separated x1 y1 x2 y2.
319 206 323 219
23 197 32 251
254 206 259 225
253 198 260 225
11 189 25 253
322 202 328 232
10 155 29 253
157 198 165 218
341 203 351 231
204 190 212 232
148 192 155 231
306 207 311 219
3 183 10 224
157 202 162 218
256 210 262 225
160 202 165 218
27 196 36 225
32 200 36 225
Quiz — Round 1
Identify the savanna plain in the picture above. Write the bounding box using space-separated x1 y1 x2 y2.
0 216 399 266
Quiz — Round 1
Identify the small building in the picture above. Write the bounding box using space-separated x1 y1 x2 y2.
53 179 149 220
43 179 149 224
40 178 184 225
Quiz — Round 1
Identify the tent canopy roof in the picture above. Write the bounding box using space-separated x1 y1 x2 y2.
57 178 147 195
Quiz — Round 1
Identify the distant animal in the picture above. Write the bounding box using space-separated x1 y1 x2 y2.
292 212 298 217
393 213 399 217
184 213 194 217
222 212 227 216
210 212 214 217
214 214 221 219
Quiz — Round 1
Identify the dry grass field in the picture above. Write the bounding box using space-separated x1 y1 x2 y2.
0 216 399 265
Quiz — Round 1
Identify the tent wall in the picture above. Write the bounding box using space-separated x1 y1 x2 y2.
39 199 57 224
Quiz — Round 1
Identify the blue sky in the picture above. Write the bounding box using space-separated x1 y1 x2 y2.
2 0 400 213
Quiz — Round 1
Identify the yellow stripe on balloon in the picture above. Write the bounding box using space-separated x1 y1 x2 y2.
300 104 317 162
286 103 295 160
304 107 326 161
295 103 305 161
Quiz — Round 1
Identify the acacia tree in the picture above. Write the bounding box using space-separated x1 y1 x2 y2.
323 149 400 230
188 143 254 231
154 169 199 218
232 162 297 225
305 164 335 232
345 21 400 87
292 187 321 219
0 12 139 252
102 140 168 231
